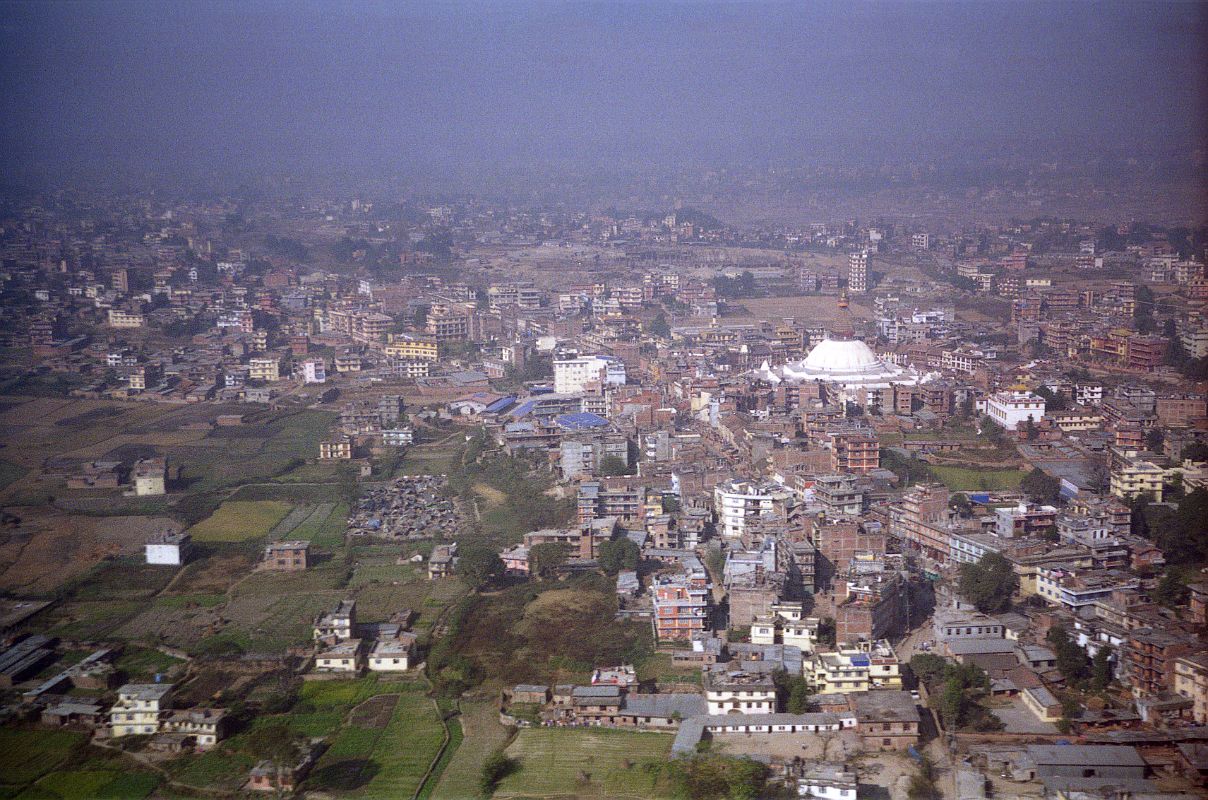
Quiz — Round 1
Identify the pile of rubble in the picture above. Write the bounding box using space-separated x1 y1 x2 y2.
348 475 463 539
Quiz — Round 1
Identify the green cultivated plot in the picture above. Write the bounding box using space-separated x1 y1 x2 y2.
187 500 293 542
927 465 1026 491
495 728 675 799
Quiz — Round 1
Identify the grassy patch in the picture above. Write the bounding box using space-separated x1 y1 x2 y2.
496 728 674 799
114 647 185 681
188 500 293 542
927 465 1026 491
0 730 86 787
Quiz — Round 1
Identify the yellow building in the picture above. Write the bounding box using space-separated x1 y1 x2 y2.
107 308 145 328
385 336 439 362
1175 653 1208 724
248 357 281 382
804 641 901 694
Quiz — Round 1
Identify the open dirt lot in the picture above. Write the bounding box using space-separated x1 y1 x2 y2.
0 508 181 593
730 294 875 324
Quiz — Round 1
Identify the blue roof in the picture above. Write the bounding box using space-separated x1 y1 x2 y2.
555 412 609 431
485 396 516 414
510 400 538 418
849 654 870 667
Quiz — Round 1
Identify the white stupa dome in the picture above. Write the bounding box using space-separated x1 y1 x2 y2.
751 336 937 393
800 338 883 374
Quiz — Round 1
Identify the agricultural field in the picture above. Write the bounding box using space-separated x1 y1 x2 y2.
431 699 514 800
495 728 675 800
0 729 160 799
927 465 1027 492
0 510 182 594
187 500 293 542
304 678 449 799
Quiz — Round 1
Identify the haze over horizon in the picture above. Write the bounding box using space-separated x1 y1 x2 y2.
1 0 1206 186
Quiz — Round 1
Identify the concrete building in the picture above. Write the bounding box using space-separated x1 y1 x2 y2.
145 531 191 566
714 478 794 540
984 391 1046 431
553 353 626 394
110 683 173 737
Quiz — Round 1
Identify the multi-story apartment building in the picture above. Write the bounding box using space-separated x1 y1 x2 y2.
553 353 627 394
889 483 951 563
714 478 794 540
1124 628 1196 699
651 570 711 641
107 308 146 328
577 481 642 523
1109 448 1165 501
703 670 776 715
848 249 869 294
828 429 880 474
804 641 901 695
248 356 281 382
384 336 439 362
110 683 173 737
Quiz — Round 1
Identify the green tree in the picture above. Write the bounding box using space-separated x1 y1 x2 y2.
600 455 631 477
938 676 964 729
1091 647 1113 692
1152 571 1189 608
457 544 504 590
597 538 640 575
1020 467 1061 504
529 542 570 579
907 754 941 800
649 311 671 338
787 681 810 714
1047 624 1090 684
958 552 1019 613
1025 416 1038 441
909 653 949 687
1145 427 1165 453
950 493 972 518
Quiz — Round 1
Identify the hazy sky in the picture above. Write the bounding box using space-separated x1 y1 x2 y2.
1 0 1205 181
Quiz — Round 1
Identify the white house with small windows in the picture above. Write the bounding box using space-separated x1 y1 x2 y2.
315 639 364 673
368 634 418 672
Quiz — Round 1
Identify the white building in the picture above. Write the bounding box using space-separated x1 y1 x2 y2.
145 532 191 566
301 359 326 384
553 354 626 394
703 671 776 715
984 391 1046 431
713 479 794 540
848 249 869 294
368 635 418 672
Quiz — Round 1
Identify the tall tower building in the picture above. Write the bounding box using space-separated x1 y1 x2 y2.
848 249 869 294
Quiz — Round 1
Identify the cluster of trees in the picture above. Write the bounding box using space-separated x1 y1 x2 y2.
772 669 812 714
598 538 641 575
910 655 1001 732
712 271 757 299
880 449 932 486
1020 467 1062 504
649 752 774 800
1033 385 1067 411
648 311 671 338
1047 624 1112 692
957 552 1019 614
1133 487 1208 565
